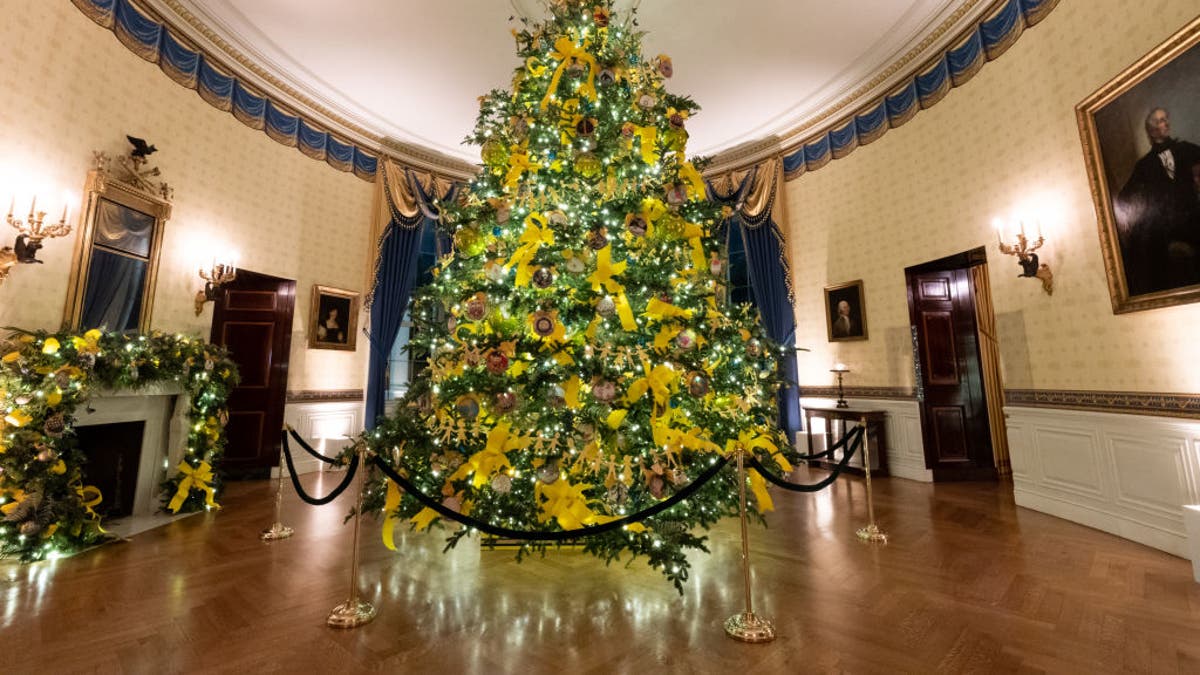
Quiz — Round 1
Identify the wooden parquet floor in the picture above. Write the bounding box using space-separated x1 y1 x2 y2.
3 467 1199 674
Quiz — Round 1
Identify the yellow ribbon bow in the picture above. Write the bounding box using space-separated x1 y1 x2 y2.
535 479 601 530
724 431 791 513
505 150 541 190
588 245 637 330
449 420 531 488
507 213 555 286
383 477 403 550
541 37 598 111
626 360 677 407
74 482 106 532
678 161 707 199
167 460 219 513
632 125 659 165
644 297 694 323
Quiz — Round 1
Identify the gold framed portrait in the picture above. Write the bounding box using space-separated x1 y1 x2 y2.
1076 16 1200 314
308 285 359 351
824 279 868 342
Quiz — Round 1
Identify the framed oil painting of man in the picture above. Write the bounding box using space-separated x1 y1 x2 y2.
308 285 359 351
1077 17 1200 314
825 280 868 342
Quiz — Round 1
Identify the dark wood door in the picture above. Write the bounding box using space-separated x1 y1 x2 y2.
906 251 996 481
210 270 295 478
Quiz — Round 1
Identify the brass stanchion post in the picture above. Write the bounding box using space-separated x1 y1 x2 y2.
724 448 775 643
260 439 294 541
327 441 377 628
855 421 888 544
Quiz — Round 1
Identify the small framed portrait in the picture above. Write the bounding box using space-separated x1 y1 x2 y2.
1077 17 1200 314
308 285 359 351
824 280 868 342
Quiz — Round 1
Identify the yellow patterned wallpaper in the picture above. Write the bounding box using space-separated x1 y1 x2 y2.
785 0 1200 394
0 0 374 391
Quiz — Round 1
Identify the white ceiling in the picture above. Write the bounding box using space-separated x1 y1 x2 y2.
168 0 974 164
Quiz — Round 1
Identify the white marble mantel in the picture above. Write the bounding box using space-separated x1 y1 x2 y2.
74 384 192 536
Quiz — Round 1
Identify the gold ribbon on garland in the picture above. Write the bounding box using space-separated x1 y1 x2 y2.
588 245 637 330
167 460 219 513
449 421 531 488
540 37 598 111
507 213 555 286
535 479 602 530
504 150 541 191
626 360 677 407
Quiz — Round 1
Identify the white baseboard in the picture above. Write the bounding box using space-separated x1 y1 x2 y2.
1007 406 1200 559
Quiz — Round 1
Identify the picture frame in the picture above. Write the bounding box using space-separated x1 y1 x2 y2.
824 279 868 342
308 285 359 351
1076 16 1200 314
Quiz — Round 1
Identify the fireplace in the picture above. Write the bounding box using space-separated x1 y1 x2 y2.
77 421 145 519
74 385 189 535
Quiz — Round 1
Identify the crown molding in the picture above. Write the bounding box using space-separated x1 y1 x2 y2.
704 0 995 176
143 0 478 180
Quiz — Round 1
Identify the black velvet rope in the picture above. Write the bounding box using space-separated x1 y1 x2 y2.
776 428 861 462
280 430 360 505
371 454 730 542
746 426 865 493
284 427 342 465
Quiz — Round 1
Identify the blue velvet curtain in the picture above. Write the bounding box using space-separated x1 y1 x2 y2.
364 169 457 428
707 163 802 437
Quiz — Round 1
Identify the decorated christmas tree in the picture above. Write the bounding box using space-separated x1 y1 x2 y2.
365 0 792 589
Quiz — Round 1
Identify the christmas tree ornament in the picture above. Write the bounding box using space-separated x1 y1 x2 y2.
606 482 629 507
548 384 566 408
532 311 557 337
532 266 555 289
486 350 510 374
547 210 568 227
447 315 458 332
494 391 517 413
599 68 617 86
481 139 509 167
666 184 688 206
579 422 596 442
576 118 597 138
669 112 687 129
574 152 602 178
596 296 616 317
511 116 530 140
663 127 688 152
747 339 763 357
538 460 561 484
592 379 617 403
593 6 611 27
626 215 648 237
43 413 66 438
620 122 636 138
454 228 486 257
637 93 657 109
710 252 724 276
465 293 489 321
443 495 463 513
588 227 609 250
485 260 508 282
676 329 697 351
455 395 481 421
491 473 513 494
657 54 674 78
687 371 711 397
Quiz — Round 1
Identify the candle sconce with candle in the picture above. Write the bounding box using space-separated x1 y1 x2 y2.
1 195 74 286
996 220 1053 295
194 255 238 316
831 363 850 408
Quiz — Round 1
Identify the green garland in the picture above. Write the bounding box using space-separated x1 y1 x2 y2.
0 328 238 562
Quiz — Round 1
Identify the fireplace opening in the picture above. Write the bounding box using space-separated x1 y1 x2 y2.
77 421 145 519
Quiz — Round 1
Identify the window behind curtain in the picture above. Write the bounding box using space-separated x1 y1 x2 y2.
386 221 441 400
726 218 753 305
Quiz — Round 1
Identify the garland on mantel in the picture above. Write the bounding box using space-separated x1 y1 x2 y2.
0 328 238 562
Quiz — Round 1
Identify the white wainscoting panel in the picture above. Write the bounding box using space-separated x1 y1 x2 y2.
802 397 932 483
282 401 364 476
1006 406 1200 559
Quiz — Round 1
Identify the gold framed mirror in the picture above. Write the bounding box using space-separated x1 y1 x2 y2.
63 159 171 333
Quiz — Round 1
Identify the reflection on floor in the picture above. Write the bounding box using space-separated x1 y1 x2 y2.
4 467 1199 673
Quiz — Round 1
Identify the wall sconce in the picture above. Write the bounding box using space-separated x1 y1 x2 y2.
1 197 73 286
194 256 238 315
996 220 1053 295
831 363 850 408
